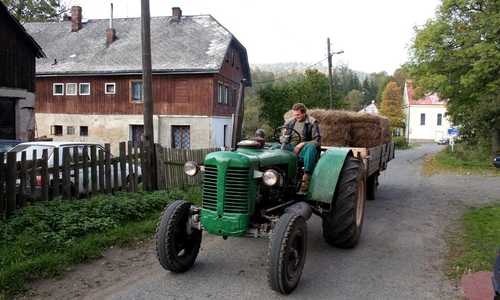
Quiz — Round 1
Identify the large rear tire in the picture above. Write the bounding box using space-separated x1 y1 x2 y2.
321 155 365 248
267 213 307 294
156 200 202 273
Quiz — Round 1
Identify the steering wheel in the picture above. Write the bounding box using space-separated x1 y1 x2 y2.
273 126 302 147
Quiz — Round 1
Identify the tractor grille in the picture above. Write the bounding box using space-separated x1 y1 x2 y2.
202 165 250 214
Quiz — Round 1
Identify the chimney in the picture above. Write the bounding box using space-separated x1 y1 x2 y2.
106 3 116 44
172 7 182 20
71 6 82 32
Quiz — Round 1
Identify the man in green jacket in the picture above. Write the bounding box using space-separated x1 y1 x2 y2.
277 103 322 192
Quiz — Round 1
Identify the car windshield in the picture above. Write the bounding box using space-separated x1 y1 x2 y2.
9 145 55 160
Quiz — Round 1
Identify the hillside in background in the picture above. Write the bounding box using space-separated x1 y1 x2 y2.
250 62 370 81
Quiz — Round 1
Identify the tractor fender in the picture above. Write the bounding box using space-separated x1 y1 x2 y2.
307 147 353 204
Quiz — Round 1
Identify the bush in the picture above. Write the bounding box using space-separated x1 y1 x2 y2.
393 136 408 149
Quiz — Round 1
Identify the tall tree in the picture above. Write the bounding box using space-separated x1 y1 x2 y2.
379 82 405 134
405 0 500 158
4 0 69 22
347 90 365 111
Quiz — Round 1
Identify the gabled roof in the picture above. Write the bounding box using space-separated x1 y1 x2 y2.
404 80 444 105
22 11 251 85
0 1 45 58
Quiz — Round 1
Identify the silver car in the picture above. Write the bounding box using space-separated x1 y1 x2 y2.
7 141 142 199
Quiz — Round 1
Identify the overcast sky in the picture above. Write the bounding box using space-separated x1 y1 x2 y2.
71 0 441 74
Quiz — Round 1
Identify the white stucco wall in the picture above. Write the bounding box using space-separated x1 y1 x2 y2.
406 105 451 142
35 113 235 151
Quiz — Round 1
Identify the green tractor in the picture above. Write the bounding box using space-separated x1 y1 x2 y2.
155 127 365 294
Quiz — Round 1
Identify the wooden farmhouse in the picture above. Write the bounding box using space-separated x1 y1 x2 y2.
0 1 45 141
23 6 251 151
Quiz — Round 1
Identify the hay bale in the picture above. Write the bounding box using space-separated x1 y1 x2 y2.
282 109 392 148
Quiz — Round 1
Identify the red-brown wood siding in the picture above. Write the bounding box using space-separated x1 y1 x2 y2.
35 73 242 118
0 11 37 92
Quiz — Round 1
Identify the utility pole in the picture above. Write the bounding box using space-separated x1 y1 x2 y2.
327 38 334 110
141 0 156 190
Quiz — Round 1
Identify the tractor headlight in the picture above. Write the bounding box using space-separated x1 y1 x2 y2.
263 169 279 186
184 161 200 177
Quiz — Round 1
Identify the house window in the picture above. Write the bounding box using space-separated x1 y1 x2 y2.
53 83 64 95
172 126 190 149
79 83 90 95
66 83 77 95
67 126 75 135
420 113 426 125
224 85 229 105
130 81 143 102
437 113 442 126
51 125 63 135
218 83 223 103
80 126 88 136
105 83 116 94
131 125 143 142
231 51 234 65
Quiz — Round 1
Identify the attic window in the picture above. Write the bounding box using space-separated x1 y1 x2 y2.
231 51 234 65
66 83 77 95
53 83 64 95
79 83 90 95
105 83 116 94
130 80 143 102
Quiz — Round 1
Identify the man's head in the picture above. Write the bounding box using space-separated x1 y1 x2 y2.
292 103 307 122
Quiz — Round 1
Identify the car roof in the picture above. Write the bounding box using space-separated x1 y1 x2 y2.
12 141 102 147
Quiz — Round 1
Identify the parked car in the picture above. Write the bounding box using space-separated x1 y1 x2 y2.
0 139 23 153
494 156 500 168
437 138 450 145
6 141 142 199
493 246 500 300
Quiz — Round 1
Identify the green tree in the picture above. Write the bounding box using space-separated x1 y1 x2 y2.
347 90 365 111
4 0 69 22
379 82 405 133
405 0 500 158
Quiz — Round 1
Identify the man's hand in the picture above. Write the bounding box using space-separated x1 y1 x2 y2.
294 142 306 154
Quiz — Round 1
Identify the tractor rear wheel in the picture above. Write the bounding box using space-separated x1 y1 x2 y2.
321 155 365 248
267 213 307 294
156 200 202 273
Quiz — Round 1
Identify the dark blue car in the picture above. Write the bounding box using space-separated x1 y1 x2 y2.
0 139 23 153
493 246 500 300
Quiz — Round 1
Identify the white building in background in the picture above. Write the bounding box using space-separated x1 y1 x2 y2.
358 100 378 114
403 82 451 143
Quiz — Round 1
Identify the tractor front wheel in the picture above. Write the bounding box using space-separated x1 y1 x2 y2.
156 200 202 273
267 213 307 294
321 155 365 248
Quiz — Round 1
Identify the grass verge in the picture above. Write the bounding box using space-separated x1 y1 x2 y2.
0 185 202 299
445 204 500 279
420 143 500 280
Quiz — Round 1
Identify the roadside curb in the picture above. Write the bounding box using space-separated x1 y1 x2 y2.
462 271 494 300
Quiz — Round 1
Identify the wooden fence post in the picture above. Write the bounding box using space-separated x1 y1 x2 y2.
155 144 166 190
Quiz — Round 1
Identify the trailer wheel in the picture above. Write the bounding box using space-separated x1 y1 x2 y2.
366 174 378 200
267 213 307 294
156 200 202 273
321 155 365 248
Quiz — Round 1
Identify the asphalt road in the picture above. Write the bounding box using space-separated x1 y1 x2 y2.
108 144 498 300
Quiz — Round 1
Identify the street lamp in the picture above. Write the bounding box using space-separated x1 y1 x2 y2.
327 37 344 110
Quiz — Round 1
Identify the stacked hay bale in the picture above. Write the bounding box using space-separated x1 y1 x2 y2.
284 109 392 148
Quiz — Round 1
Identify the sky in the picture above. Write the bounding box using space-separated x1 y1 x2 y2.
70 0 442 74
